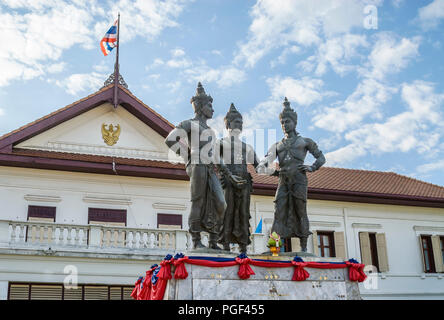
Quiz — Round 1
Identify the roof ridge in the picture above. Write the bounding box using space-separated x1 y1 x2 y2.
119 85 174 129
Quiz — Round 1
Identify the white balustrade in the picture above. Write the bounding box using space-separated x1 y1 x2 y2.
0 220 265 254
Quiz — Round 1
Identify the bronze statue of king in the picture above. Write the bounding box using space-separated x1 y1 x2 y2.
257 98 326 252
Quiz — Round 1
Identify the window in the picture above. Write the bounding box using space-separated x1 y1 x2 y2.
88 208 127 247
419 235 444 273
312 231 346 258
421 235 436 273
359 232 389 272
317 231 335 258
88 208 127 226
27 206 56 221
26 206 56 242
157 213 182 230
441 237 444 267
8 283 134 300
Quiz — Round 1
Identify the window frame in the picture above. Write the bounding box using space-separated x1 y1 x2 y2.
420 235 436 273
317 231 336 258
157 213 183 229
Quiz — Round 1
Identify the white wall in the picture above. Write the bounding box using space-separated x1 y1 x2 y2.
0 165 443 299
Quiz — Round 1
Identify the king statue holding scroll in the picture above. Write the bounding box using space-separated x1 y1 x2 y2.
216 103 260 254
257 98 326 252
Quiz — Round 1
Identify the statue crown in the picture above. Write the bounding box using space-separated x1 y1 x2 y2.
279 97 298 122
190 82 213 104
224 103 243 129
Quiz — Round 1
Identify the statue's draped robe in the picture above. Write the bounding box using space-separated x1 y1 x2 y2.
217 137 258 247
268 134 325 239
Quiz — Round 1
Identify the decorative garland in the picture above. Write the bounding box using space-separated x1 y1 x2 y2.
131 253 367 300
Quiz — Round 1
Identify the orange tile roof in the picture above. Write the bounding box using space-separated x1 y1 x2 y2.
9 148 444 200
249 166 444 199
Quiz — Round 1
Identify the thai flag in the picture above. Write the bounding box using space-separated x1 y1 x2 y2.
100 19 118 56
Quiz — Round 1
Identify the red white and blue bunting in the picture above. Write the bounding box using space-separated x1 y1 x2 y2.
131 253 367 300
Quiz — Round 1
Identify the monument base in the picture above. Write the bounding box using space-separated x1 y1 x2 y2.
164 253 362 300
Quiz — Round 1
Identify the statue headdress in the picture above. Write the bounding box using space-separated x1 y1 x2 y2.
190 82 213 111
279 97 298 123
224 103 242 129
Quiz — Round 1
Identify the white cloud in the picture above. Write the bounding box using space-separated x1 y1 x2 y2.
241 76 331 131
52 72 106 95
417 160 444 174
417 0 444 29
311 34 368 76
326 81 444 166
184 65 246 88
362 34 420 80
166 57 192 69
171 48 186 57
0 108 5 116
0 0 191 87
313 34 420 133
234 0 380 68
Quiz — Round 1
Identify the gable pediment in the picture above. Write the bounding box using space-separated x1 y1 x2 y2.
15 102 181 162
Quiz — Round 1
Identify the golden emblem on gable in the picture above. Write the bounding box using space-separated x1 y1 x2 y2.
101 123 121 146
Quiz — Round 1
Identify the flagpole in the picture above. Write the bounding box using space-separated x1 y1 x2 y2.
113 13 120 109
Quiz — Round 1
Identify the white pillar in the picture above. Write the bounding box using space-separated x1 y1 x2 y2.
252 233 267 254
88 226 102 248
175 230 188 252
0 281 8 300
0 221 10 246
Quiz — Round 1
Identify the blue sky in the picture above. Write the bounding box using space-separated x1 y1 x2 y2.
1 0 444 186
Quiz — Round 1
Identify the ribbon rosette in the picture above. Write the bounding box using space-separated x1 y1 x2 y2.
173 253 189 279
291 257 310 281
235 254 255 279
346 259 367 282
157 254 174 280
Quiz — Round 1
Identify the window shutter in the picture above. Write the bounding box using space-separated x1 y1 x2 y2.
64 287 83 300
419 235 427 272
359 232 372 266
376 233 389 272
431 235 444 273
8 284 29 300
291 237 301 252
334 232 346 259
30 285 62 300
312 231 319 256
110 287 123 300
123 287 134 300
84 286 108 300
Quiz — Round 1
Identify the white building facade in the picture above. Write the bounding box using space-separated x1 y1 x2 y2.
0 85 443 300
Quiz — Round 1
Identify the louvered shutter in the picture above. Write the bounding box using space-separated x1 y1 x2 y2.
30 284 62 300
432 235 444 273
64 287 83 300
291 237 301 252
110 287 123 300
359 232 372 266
84 286 108 300
376 233 389 272
312 231 319 256
123 287 134 300
8 284 29 300
334 232 346 259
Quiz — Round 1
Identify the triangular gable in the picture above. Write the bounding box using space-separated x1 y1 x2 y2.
14 101 176 162
0 85 175 154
